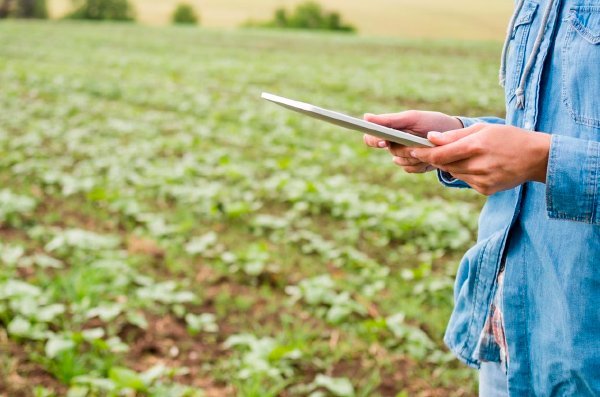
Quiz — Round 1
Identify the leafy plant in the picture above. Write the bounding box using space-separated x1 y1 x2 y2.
246 1 355 33
286 275 367 324
68 0 134 21
185 312 218 335
69 364 203 396
172 3 198 25
309 374 355 397
386 313 436 360
224 334 302 380
0 189 36 226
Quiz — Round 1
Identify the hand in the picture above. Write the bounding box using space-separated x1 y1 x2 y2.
410 124 551 196
362 111 463 173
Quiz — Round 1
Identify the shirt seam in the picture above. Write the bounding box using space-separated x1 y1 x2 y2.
561 12 600 128
546 135 558 217
590 141 599 223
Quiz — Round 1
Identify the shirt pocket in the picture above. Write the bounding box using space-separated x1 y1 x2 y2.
561 6 600 128
505 1 539 103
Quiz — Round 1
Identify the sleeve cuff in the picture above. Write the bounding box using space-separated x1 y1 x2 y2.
455 116 505 128
455 117 480 128
437 170 471 189
546 134 600 224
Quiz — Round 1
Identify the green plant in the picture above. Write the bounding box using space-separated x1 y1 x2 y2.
68 0 134 21
224 334 302 380
172 3 198 25
309 374 355 397
286 275 367 324
250 1 355 33
0 189 36 226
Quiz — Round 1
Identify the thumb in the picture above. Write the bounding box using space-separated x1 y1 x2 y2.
427 124 484 146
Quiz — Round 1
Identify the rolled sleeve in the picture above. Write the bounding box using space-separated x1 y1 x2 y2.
436 116 505 189
437 170 471 189
456 116 506 128
546 134 600 225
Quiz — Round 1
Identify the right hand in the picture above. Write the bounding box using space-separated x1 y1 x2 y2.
363 110 463 173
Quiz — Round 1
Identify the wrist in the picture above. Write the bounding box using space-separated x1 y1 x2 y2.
529 132 551 183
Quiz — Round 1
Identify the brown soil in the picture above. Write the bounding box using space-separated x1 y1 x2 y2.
121 314 234 397
0 330 67 397
126 235 165 258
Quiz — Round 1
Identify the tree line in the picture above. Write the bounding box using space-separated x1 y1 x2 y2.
0 0 47 18
0 0 199 24
1 0 355 33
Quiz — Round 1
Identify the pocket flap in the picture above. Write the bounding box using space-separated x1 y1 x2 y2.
514 1 538 29
568 8 600 45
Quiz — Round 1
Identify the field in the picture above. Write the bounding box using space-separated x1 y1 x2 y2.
47 0 513 40
0 21 505 397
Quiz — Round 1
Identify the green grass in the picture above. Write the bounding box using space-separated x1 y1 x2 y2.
0 21 504 396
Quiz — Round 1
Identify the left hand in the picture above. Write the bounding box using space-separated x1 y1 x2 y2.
363 111 463 174
410 123 551 196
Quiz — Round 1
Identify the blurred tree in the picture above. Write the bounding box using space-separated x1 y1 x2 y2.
0 0 12 17
289 1 323 29
172 3 198 25
0 0 47 18
249 1 355 33
69 0 134 21
273 8 287 27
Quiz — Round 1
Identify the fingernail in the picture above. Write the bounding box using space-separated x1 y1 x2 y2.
410 150 417 158
428 131 442 139
378 141 387 148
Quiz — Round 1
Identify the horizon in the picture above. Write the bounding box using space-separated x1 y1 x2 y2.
47 0 513 41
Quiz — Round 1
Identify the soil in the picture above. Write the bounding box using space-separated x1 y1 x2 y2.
0 330 66 397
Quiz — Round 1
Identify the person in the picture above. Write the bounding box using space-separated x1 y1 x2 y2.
364 1 599 396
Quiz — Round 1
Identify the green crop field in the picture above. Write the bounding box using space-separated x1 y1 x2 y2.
0 21 505 397
47 0 513 40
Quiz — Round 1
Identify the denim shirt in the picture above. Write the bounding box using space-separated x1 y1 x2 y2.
439 0 600 395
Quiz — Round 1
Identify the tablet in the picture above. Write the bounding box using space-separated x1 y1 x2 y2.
261 92 434 148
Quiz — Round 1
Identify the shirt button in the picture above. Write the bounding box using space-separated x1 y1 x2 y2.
524 121 532 130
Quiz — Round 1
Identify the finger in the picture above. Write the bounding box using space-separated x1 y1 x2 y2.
387 143 412 157
438 158 487 175
427 123 486 146
363 134 388 148
392 156 425 167
451 174 485 189
410 134 481 166
401 165 432 174
447 173 494 196
403 165 430 174
451 173 501 196
364 111 418 130
393 158 431 173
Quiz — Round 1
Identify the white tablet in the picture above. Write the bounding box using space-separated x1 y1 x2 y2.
262 92 434 148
